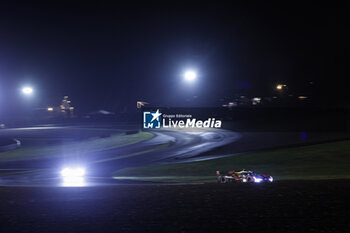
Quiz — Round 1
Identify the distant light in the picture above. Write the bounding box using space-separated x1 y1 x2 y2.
47 107 53 111
301 132 307 140
269 177 273 182
298 96 308 100
252 97 261 105
228 102 236 107
184 71 197 82
22 87 33 95
276 84 287 90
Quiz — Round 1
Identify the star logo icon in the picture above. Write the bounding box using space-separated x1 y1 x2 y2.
150 109 162 122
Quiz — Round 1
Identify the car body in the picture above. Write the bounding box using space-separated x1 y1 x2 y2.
216 170 273 183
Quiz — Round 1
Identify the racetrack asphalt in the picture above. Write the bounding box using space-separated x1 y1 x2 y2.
0 180 349 233
1 126 350 187
1 127 349 233
0 126 239 186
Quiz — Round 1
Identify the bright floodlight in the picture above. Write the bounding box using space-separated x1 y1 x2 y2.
184 70 197 82
22 87 33 95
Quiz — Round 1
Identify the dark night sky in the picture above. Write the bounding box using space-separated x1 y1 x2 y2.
0 2 347 115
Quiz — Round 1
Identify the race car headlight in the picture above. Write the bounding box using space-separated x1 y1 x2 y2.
60 167 86 187
60 167 86 178
254 177 263 183
269 177 273 182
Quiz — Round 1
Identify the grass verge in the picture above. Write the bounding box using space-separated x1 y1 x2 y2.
113 140 350 182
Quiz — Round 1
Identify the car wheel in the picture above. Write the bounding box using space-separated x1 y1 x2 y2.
217 176 222 183
221 177 227 183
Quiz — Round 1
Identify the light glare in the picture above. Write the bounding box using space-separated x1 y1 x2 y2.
254 177 263 183
184 71 197 82
60 167 85 178
60 167 86 187
22 87 33 95
62 177 85 187
276 84 286 90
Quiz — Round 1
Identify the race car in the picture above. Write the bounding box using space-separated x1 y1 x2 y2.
216 169 273 183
